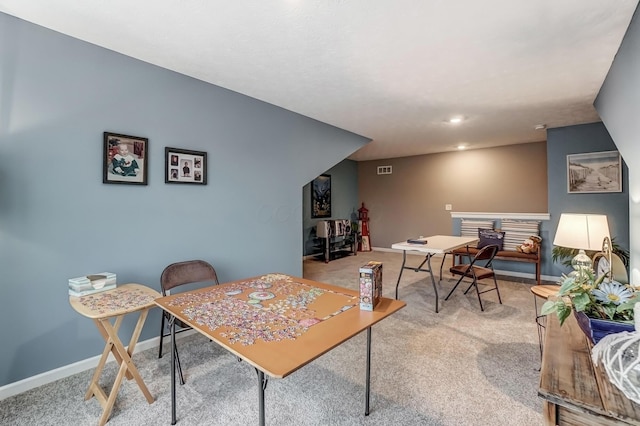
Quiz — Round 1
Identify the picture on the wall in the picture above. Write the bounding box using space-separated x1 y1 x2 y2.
567 150 622 193
165 147 207 185
103 132 148 185
311 174 331 218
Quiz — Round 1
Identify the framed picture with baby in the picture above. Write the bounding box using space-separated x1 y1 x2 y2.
103 132 149 185
165 147 207 185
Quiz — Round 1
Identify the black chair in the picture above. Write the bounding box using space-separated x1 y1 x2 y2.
445 244 502 311
158 259 219 384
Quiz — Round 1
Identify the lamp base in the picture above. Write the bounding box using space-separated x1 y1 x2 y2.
571 249 592 272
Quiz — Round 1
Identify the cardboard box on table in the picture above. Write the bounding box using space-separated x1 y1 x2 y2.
359 261 382 311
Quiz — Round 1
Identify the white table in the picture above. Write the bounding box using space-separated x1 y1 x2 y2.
391 235 479 313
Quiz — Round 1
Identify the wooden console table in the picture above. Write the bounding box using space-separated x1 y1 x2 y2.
539 312 640 425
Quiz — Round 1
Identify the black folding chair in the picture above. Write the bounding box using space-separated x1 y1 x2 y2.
445 244 502 311
158 260 219 384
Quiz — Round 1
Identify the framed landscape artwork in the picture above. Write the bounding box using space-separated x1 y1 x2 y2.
311 174 331 218
567 150 622 193
103 132 148 185
165 147 207 185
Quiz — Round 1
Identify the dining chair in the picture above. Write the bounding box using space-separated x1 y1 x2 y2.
158 259 219 384
445 244 502 311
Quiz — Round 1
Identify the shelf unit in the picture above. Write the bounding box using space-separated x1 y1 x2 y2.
315 234 357 263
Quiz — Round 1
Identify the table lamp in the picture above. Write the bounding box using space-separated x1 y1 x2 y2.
553 213 610 274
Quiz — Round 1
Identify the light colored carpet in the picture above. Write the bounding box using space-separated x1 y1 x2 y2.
0 251 544 425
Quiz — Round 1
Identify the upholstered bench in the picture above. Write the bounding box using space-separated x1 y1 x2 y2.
451 246 541 284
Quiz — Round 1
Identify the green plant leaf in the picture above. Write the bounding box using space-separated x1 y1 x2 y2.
557 303 572 326
541 300 559 316
557 276 578 296
572 293 591 312
600 304 617 320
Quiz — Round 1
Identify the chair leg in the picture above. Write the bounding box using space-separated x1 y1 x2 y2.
493 275 502 304
472 279 484 311
463 280 474 294
445 274 465 300
158 314 165 359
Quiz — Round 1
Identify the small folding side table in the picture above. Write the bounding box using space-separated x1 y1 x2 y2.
69 283 160 426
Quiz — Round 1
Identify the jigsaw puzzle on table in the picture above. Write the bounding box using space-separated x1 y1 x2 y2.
167 273 358 346
77 286 157 315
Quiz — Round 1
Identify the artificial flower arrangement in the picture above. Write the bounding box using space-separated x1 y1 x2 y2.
541 268 640 326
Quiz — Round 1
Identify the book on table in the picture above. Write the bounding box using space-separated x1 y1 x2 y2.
68 272 117 296
406 238 427 245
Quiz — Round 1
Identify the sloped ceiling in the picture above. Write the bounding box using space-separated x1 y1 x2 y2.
0 0 638 160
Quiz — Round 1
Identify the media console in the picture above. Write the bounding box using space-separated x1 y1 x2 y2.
314 219 357 263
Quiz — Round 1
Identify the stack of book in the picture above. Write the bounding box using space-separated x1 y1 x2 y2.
69 272 117 297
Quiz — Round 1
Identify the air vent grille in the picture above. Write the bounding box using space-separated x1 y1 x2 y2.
377 165 392 175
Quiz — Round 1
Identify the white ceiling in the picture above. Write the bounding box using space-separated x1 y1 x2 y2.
1 1 638 161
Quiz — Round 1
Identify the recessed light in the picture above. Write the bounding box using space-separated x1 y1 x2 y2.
449 117 463 124
457 144 466 150
534 124 547 130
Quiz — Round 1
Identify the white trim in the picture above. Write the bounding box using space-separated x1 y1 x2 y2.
450 212 550 221
0 330 197 401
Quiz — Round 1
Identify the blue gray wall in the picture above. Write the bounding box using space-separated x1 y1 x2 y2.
546 122 629 276
302 160 360 256
595 5 640 283
0 13 369 385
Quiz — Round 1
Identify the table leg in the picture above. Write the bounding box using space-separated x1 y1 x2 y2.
256 369 268 426
395 250 408 299
439 253 447 282
85 316 124 401
542 400 558 425
171 315 177 425
395 251 440 312
88 310 154 426
426 254 439 313
365 327 371 416
101 314 154 402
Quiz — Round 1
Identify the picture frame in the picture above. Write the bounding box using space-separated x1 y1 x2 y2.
567 150 622 193
311 174 331 218
165 147 207 185
103 132 148 185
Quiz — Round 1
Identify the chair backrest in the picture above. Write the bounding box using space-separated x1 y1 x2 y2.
473 244 499 265
160 260 219 294
592 252 628 284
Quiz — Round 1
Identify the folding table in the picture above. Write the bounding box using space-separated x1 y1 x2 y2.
154 273 406 426
69 283 160 426
391 235 478 312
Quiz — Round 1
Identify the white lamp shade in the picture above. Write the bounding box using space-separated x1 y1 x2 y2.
553 213 610 251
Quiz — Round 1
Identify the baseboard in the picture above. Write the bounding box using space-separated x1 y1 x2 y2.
0 330 197 401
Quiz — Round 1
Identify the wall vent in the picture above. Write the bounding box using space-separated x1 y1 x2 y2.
377 165 392 175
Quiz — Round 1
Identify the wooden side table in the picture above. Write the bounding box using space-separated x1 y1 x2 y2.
539 312 640 425
69 283 160 426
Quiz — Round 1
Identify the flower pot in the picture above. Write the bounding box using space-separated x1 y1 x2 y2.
573 310 635 345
